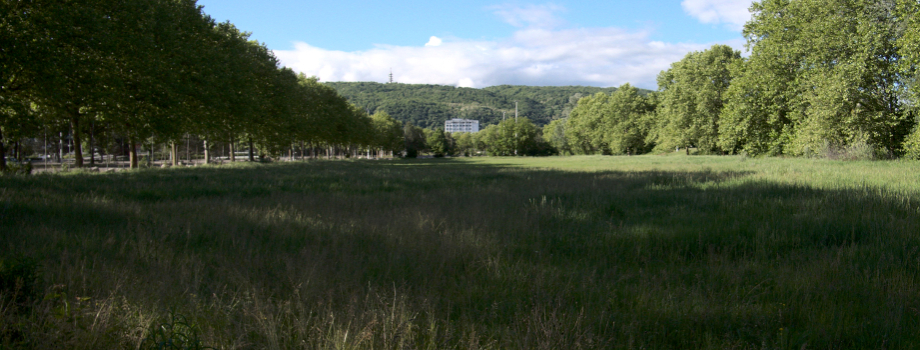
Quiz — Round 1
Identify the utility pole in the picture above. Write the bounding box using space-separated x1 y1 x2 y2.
514 101 519 156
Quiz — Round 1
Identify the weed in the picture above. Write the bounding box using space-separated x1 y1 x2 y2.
140 313 214 350
0 257 40 304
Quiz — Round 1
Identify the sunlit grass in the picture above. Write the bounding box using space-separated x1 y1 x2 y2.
2 155 920 349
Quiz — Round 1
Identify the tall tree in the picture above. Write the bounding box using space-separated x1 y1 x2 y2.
0 0 53 171
426 128 451 157
654 45 741 154
370 111 404 157
566 84 656 155
403 123 426 158
897 0 920 158
542 118 570 155
721 0 912 156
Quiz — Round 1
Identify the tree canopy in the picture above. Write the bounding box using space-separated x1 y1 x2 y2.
0 0 371 170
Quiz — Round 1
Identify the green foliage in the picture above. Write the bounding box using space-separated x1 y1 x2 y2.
482 85 624 124
542 118 570 155
566 84 656 155
326 82 636 130
654 45 741 154
719 0 914 156
0 159 33 176
475 117 552 156
2 0 373 169
425 128 452 157
370 111 404 154
403 123 426 158
452 131 480 156
902 123 920 159
897 0 920 120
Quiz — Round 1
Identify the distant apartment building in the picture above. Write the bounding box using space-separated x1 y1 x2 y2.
444 118 479 133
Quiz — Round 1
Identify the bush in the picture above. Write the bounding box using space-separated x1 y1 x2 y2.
903 127 920 160
819 139 878 161
2 160 33 175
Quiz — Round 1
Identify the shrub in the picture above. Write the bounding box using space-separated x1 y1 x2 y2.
818 139 878 161
903 127 920 159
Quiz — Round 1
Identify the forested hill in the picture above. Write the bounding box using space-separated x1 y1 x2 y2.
325 82 634 129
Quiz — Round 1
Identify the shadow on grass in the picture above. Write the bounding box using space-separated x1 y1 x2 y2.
1 158 919 349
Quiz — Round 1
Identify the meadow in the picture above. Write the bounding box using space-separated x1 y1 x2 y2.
2 155 919 349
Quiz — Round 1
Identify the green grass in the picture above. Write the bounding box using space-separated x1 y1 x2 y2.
2 155 919 349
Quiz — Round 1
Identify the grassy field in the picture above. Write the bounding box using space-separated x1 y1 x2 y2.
2 155 920 349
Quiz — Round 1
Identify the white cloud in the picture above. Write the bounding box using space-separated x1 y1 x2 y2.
425 36 443 47
681 0 754 31
273 3 745 89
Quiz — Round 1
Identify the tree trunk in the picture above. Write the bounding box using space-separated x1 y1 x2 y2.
98 142 106 168
71 115 83 168
229 135 236 162
0 128 6 172
203 139 210 164
58 132 63 163
685 146 690 155
89 124 95 167
248 137 255 162
128 137 138 169
170 142 178 166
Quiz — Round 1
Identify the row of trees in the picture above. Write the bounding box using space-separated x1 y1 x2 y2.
552 0 920 159
5 0 919 167
402 117 556 158
0 0 401 172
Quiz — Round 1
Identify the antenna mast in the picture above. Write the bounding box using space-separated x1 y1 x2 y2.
389 69 394 84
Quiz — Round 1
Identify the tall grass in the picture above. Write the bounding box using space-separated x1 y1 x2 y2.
1 156 919 349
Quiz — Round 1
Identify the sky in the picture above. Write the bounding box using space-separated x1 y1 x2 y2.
195 0 755 90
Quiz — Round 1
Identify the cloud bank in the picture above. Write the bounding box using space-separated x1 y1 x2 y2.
681 0 754 31
274 3 742 89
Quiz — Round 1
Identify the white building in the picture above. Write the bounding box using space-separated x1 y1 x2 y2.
444 118 479 133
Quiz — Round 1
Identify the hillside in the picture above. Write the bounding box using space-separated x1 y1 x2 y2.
325 82 631 129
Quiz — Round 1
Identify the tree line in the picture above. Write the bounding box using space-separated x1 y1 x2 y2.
399 115 555 158
326 82 623 129
553 0 920 159
3 0 920 170
0 0 398 172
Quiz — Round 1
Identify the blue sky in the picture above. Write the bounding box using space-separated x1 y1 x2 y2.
196 0 754 89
